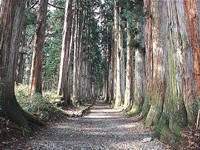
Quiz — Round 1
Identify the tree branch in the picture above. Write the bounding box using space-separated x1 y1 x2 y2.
29 0 39 9
48 3 64 10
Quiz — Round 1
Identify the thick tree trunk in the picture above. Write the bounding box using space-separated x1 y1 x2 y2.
145 1 166 126
141 0 153 119
0 0 44 131
127 18 145 115
131 48 145 115
29 0 48 95
183 0 200 123
140 0 199 139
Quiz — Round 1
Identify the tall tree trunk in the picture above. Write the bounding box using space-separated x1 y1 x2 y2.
129 21 145 115
120 34 126 103
145 0 166 126
86 62 92 97
113 3 118 104
119 8 125 102
72 5 79 103
57 0 72 105
141 0 153 119
114 0 122 108
65 17 75 104
105 31 111 102
29 0 48 95
83 61 88 97
106 30 112 102
0 0 43 131
124 21 132 109
131 47 145 114
103 27 110 101
77 10 84 98
183 0 200 123
108 31 115 104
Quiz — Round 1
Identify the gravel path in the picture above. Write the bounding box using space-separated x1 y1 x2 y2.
7 100 170 150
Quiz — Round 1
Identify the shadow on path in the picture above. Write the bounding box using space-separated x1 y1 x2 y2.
7 100 170 150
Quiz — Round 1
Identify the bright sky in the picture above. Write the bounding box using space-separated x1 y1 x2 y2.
101 0 105 3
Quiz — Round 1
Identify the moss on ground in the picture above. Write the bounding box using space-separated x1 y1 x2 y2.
127 106 140 116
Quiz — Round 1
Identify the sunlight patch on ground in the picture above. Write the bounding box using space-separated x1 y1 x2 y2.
84 115 121 119
89 109 123 113
118 123 138 129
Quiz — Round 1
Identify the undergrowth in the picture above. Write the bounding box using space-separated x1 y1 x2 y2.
15 84 65 122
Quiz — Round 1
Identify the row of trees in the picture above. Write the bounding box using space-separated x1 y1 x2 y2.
0 0 103 131
58 0 103 105
101 0 200 139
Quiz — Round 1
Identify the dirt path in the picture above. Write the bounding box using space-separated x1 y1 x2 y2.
7 100 170 150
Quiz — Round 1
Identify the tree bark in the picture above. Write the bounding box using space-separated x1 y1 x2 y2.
124 21 132 109
131 35 145 115
57 0 72 105
72 3 79 103
16 27 26 84
29 0 48 95
16 52 26 84
140 0 199 139
183 0 200 123
114 0 122 108
77 10 84 98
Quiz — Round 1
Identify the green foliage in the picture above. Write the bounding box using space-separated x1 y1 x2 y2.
15 84 65 121
127 105 140 116
197 98 200 109
24 9 37 26
156 125 181 143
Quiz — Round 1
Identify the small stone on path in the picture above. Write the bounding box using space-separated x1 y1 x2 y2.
142 137 153 143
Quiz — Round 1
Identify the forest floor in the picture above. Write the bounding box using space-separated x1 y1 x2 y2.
5 100 171 150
